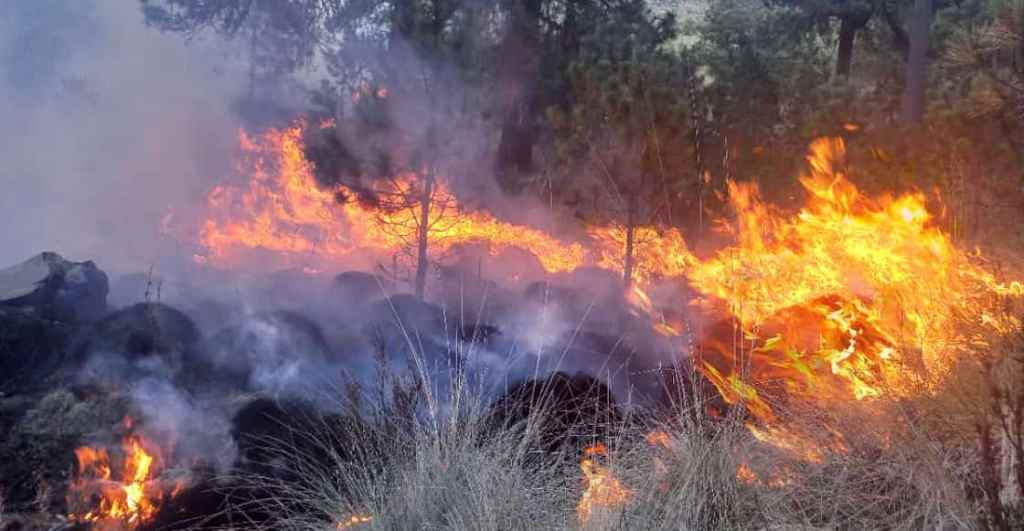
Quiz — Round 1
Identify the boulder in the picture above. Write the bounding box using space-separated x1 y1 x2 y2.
0 252 109 323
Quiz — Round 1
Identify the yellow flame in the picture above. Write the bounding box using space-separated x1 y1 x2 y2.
577 443 631 524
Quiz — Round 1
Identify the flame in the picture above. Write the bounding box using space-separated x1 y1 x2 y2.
577 443 631 524
184 124 1024 466
686 138 1023 457
735 463 758 484
68 429 178 528
197 121 585 274
589 225 695 285
645 430 671 448
337 514 373 529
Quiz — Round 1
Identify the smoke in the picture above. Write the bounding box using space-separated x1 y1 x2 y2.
1 0 682 417
130 376 237 473
0 1 245 274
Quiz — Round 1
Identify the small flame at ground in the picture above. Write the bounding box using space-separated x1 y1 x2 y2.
577 442 631 524
68 428 179 529
337 514 373 529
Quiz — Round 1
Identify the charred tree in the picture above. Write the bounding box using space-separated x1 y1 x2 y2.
835 8 873 79
901 0 933 124
623 192 637 288
494 0 543 191
414 173 434 300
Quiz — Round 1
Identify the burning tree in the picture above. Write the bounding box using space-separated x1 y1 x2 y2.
303 51 479 298
303 2 507 299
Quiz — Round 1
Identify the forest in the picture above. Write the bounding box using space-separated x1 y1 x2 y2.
2 1 1024 530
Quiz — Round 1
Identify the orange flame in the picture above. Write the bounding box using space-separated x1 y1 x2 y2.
687 138 1023 457
68 430 178 528
337 514 373 529
183 125 1024 465
588 226 695 286
735 463 758 484
197 121 585 274
577 443 631 524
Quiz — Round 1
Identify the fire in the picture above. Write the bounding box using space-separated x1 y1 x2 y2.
196 121 585 275
645 430 671 448
735 463 757 484
183 121 1024 467
68 430 175 528
685 138 1023 456
337 514 373 529
577 442 631 524
588 225 695 286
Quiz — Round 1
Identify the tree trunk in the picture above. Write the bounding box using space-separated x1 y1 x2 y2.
836 17 857 79
494 0 542 191
901 0 933 124
414 174 434 300
623 194 637 289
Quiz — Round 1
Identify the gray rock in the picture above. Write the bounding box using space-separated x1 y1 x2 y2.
0 253 109 323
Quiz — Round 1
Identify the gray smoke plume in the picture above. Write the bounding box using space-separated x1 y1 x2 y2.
0 1 244 273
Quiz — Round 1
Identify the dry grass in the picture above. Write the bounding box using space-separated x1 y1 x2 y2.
220 295 1024 531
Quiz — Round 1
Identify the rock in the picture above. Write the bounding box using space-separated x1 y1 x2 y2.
0 253 109 323
0 306 72 393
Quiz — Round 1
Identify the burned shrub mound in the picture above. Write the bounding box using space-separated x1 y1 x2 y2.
231 397 331 478
141 474 271 531
0 252 109 324
546 330 665 405
73 302 203 386
333 270 391 304
203 310 331 394
361 295 446 361
0 306 72 393
485 372 622 456
524 280 583 310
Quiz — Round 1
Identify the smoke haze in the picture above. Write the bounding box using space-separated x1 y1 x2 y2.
0 0 244 273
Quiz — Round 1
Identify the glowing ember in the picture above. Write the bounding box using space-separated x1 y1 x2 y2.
577 442 631 524
337 514 373 529
67 429 177 528
197 121 585 274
